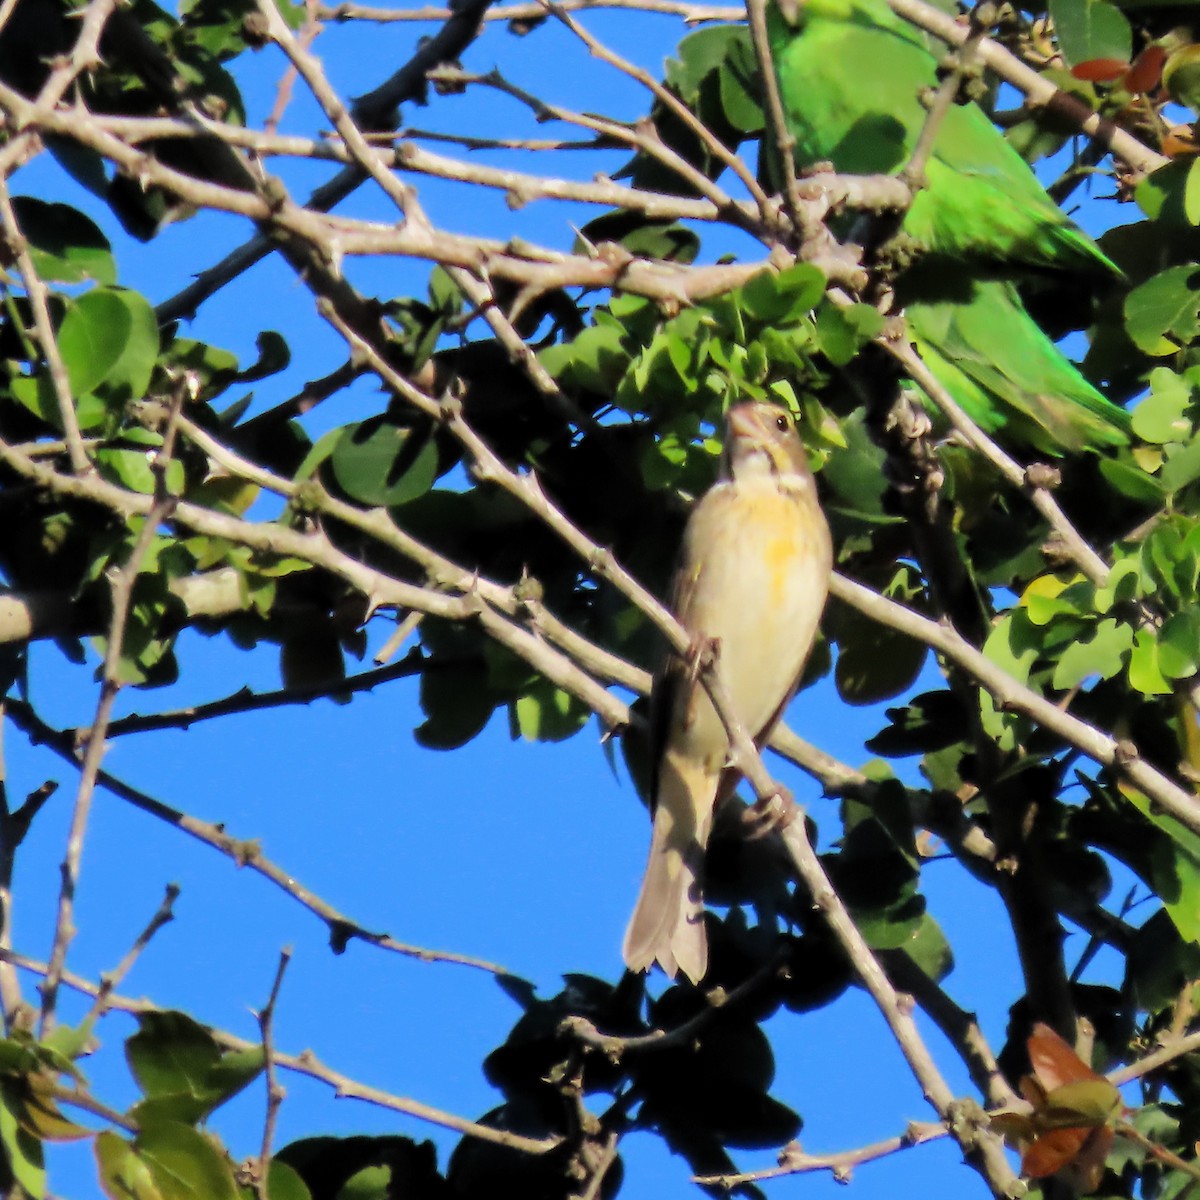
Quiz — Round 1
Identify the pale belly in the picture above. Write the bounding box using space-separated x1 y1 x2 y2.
670 480 831 763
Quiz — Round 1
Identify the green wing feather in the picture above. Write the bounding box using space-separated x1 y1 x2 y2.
768 0 1129 451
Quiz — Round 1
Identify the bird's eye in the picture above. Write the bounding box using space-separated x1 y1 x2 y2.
775 413 790 432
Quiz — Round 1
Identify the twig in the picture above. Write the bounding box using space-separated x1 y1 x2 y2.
0 179 89 474
318 0 742 23
256 0 421 226
255 947 292 1200
1116 1119 1200 1183
374 612 423 665
264 1 321 136
881 950 1019 1108
427 64 764 236
3 950 563 1155
561 957 783 1055
1110 1029 1200 1086
541 0 774 222
696 1122 947 1187
39 391 185 1033
80 653 427 740
902 9 990 190
0 718 32 1025
7 699 510 974
83 883 180 1027
744 0 803 232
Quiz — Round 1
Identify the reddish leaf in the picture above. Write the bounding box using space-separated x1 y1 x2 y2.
1027 1023 1102 1091
1069 1125 1115 1194
1071 58 1129 83
1126 44 1166 94
1022 1126 1093 1178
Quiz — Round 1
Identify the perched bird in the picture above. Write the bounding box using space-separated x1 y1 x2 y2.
623 402 832 984
767 0 1133 454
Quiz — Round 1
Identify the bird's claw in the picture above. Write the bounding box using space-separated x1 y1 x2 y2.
742 785 798 840
685 635 720 684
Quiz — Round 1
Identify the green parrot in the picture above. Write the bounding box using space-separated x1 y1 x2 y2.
767 0 1132 454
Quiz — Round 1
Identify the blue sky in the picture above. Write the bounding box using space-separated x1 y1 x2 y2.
1 4 1140 1197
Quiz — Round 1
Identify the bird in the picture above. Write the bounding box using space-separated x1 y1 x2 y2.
767 0 1133 455
623 401 832 984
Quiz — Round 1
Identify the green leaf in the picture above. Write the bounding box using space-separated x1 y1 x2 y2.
47 137 111 201
96 446 185 496
337 1165 390 1200
509 678 590 742
1122 789 1200 942
1128 627 1172 695
1164 43 1200 113
1051 618 1133 690
415 661 497 750
852 894 927 951
330 421 438 508
13 197 115 284
0 1080 45 1199
135 1120 240 1200
1160 437 1200 493
235 331 290 383
899 913 954 982
7 1074 90 1142
1186 156 1200 225
1157 609 1200 678
280 622 346 690
1125 265 1200 356
1043 1078 1122 1123
979 609 1041 748
833 603 927 705
1098 454 1167 504
738 265 824 325
1049 0 1132 68
126 1012 263 1124
67 287 159 402
97 1131 162 1200
10 288 159 430
540 321 629 394
815 302 885 366
717 35 763 133
1132 367 1193 443
1135 158 1193 223
265 1160 311 1200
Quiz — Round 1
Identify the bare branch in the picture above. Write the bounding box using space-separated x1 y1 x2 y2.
40 389 185 1033
83 883 180 1027
696 1122 948 1187
318 0 742 23
255 947 293 1200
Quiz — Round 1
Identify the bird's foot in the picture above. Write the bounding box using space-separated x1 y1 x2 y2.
684 634 721 685
742 784 799 840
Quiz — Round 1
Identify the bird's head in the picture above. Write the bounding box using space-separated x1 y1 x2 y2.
720 402 813 484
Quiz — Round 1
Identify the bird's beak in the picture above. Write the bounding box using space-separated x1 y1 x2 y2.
726 403 772 453
775 0 804 25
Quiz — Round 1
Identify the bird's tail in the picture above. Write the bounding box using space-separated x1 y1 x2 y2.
622 753 716 985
